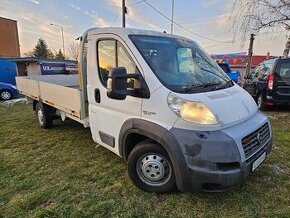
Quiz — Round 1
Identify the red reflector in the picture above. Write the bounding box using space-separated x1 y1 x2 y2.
266 102 274 106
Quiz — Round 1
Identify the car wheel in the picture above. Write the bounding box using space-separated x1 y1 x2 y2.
257 94 268 111
35 102 53 129
0 89 12 101
127 141 176 193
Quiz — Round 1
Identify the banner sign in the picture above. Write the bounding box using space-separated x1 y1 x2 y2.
41 62 66 75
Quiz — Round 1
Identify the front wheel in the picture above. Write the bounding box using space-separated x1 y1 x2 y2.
127 141 176 193
0 89 12 101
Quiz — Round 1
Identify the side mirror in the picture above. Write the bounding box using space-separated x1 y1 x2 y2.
107 67 141 100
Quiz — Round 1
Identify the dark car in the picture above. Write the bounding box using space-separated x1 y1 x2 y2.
243 57 290 110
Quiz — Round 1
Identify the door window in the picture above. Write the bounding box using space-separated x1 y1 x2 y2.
277 62 290 79
250 65 260 79
258 62 273 79
97 39 139 88
98 40 116 86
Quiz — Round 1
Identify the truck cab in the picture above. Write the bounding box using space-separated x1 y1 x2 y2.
17 28 272 193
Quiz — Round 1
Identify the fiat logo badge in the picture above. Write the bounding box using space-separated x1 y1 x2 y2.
257 132 263 144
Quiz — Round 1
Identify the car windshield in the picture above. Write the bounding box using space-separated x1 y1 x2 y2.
129 35 232 93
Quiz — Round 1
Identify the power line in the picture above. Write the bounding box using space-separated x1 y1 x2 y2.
110 0 144 27
110 10 121 27
179 15 229 25
143 1 234 44
128 0 145 6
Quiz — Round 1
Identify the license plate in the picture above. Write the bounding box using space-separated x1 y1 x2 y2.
252 152 266 171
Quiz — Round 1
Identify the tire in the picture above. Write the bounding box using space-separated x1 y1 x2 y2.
35 102 53 129
0 89 12 101
127 141 176 193
257 94 268 111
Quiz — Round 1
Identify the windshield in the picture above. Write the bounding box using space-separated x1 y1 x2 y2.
129 35 232 93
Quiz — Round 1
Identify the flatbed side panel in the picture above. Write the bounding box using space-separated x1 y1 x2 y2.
38 82 81 118
16 77 39 99
28 74 79 87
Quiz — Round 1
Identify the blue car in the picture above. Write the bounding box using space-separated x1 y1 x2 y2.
218 62 241 86
0 82 18 101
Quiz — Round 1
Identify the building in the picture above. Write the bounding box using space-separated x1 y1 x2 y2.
0 17 21 58
211 52 276 78
5 58 77 76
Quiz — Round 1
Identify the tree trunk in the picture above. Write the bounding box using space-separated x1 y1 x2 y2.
283 34 290 57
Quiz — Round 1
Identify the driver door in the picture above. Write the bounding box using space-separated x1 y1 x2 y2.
87 34 142 155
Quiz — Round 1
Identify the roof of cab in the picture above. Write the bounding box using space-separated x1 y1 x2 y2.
87 27 189 41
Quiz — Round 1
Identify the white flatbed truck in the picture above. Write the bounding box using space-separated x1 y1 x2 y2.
17 27 272 193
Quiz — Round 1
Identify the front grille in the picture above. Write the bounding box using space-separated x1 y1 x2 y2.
241 123 270 159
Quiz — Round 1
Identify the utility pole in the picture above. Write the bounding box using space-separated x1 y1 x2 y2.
60 26 65 58
122 0 126 28
50 23 66 59
245 33 255 77
170 0 175 34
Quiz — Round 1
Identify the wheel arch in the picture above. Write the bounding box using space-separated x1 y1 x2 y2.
119 118 191 192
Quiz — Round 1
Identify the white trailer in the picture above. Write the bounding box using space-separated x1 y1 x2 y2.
17 27 272 193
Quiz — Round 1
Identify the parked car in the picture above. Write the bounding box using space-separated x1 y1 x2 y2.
0 82 18 101
218 62 241 85
243 57 290 110
16 27 272 193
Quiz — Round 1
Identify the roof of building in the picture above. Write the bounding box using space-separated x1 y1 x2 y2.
0 17 17 22
0 57 76 64
213 55 277 68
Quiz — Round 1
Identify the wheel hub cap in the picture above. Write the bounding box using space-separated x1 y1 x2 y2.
137 154 171 185
38 109 44 125
1 91 11 100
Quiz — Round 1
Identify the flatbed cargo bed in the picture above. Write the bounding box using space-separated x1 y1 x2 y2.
16 75 85 120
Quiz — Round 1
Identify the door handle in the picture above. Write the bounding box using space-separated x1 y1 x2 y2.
95 88 100 103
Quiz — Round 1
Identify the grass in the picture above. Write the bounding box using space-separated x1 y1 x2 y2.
0 103 289 217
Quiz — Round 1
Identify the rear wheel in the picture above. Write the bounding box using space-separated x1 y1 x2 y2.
127 141 176 193
257 94 268 111
35 102 53 129
0 89 12 101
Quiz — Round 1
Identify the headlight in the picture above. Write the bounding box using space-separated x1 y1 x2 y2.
167 93 218 125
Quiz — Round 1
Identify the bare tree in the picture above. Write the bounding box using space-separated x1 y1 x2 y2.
68 41 79 61
232 0 290 57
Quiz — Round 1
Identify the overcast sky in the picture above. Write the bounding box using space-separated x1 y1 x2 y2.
1 0 288 58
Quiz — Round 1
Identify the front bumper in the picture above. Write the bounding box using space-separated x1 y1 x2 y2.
168 112 272 192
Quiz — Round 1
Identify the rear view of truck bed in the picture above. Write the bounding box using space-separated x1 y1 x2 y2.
16 75 83 119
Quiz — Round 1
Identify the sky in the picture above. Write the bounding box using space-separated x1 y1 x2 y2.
1 0 288 58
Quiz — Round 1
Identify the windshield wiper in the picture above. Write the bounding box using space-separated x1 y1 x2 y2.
199 67 229 82
182 82 221 92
